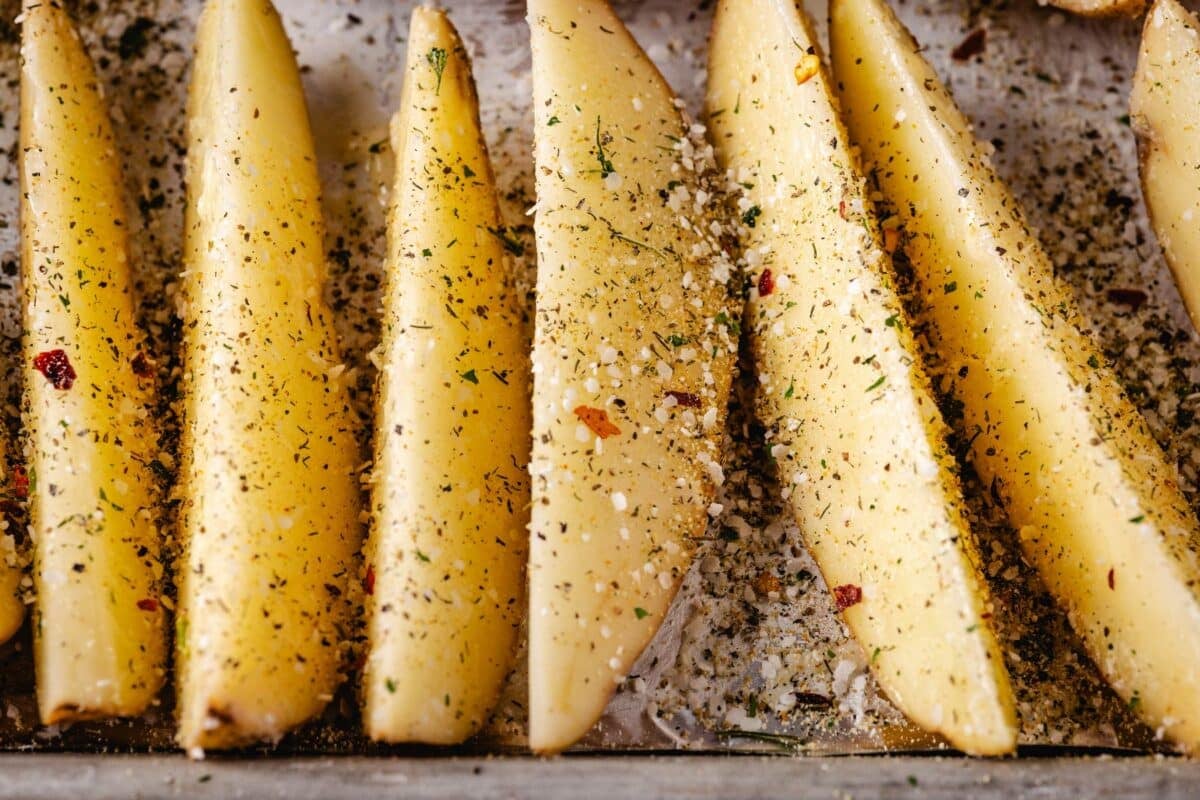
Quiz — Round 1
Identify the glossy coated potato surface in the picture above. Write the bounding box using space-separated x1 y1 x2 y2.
707 0 1016 755
1133 0 1200 333
833 0 1200 752
363 7 530 745
177 0 362 751
19 1 165 724
527 0 739 754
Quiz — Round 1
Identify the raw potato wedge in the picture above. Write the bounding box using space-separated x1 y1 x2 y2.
363 7 530 745
178 0 362 750
528 0 738 753
832 0 1200 751
0 437 25 647
1132 0 1200 332
706 0 1016 755
19 1 165 723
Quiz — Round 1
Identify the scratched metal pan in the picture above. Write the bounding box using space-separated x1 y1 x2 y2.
0 0 1190 756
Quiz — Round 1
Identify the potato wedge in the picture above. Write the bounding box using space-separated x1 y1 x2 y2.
19 1 165 723
0 437 25 647
832 0 1200 751
707 0 1016 755
177 0 362 750
1047 0 1145 18
362 7 530 745
1132 0 1200 332
528 0 738 753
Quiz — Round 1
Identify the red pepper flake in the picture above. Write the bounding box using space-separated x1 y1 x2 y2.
364 565 376 596
758 268 775 297
665 390 701 408
838 199 849 220
833 583 862 611
136 598 159 612
1107 568 1115 591
10 466 28 500
131 351 155 378
574 405 621 439
1106 288 1148 311
33 349 76 390
951 28 986 62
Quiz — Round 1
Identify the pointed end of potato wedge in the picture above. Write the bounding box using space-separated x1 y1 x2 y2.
1048 0 1146 17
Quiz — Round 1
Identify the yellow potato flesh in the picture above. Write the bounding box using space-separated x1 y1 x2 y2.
0 437 24 647
19 2 165 723
706 0 1016 755
528 0 738 753
362 7 530 745
832 0 1200 751
1133 0 1200 333
177 0 362 750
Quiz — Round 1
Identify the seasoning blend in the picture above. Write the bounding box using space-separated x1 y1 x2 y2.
19 1 166 723
176 0 361 751
362 7 530 744
527 0 739 753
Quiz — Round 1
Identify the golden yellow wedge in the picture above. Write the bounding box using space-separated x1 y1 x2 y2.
177 0 362 750
832 0 1200 751
19 1 165 723
363 7 530 745
0 436 26 647
1048 0 1145 18
527 0 739 753
1132 0 1200 333
706 0 1016 755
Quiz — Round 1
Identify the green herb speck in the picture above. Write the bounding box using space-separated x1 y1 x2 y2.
426 47 448 94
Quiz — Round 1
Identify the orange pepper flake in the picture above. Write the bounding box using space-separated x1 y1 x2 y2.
10 466 28 500
794 53 820 85
883 227 902 254
574 405 621 439
833 583 862 611
137 598 159 612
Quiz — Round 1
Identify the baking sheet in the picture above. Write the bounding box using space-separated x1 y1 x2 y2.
0 0 1194 754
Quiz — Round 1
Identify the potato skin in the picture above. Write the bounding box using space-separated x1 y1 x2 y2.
832 0 1200 752
19 1 165 724
362 7 530 745
176 0 362 751
707 0 1016 755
